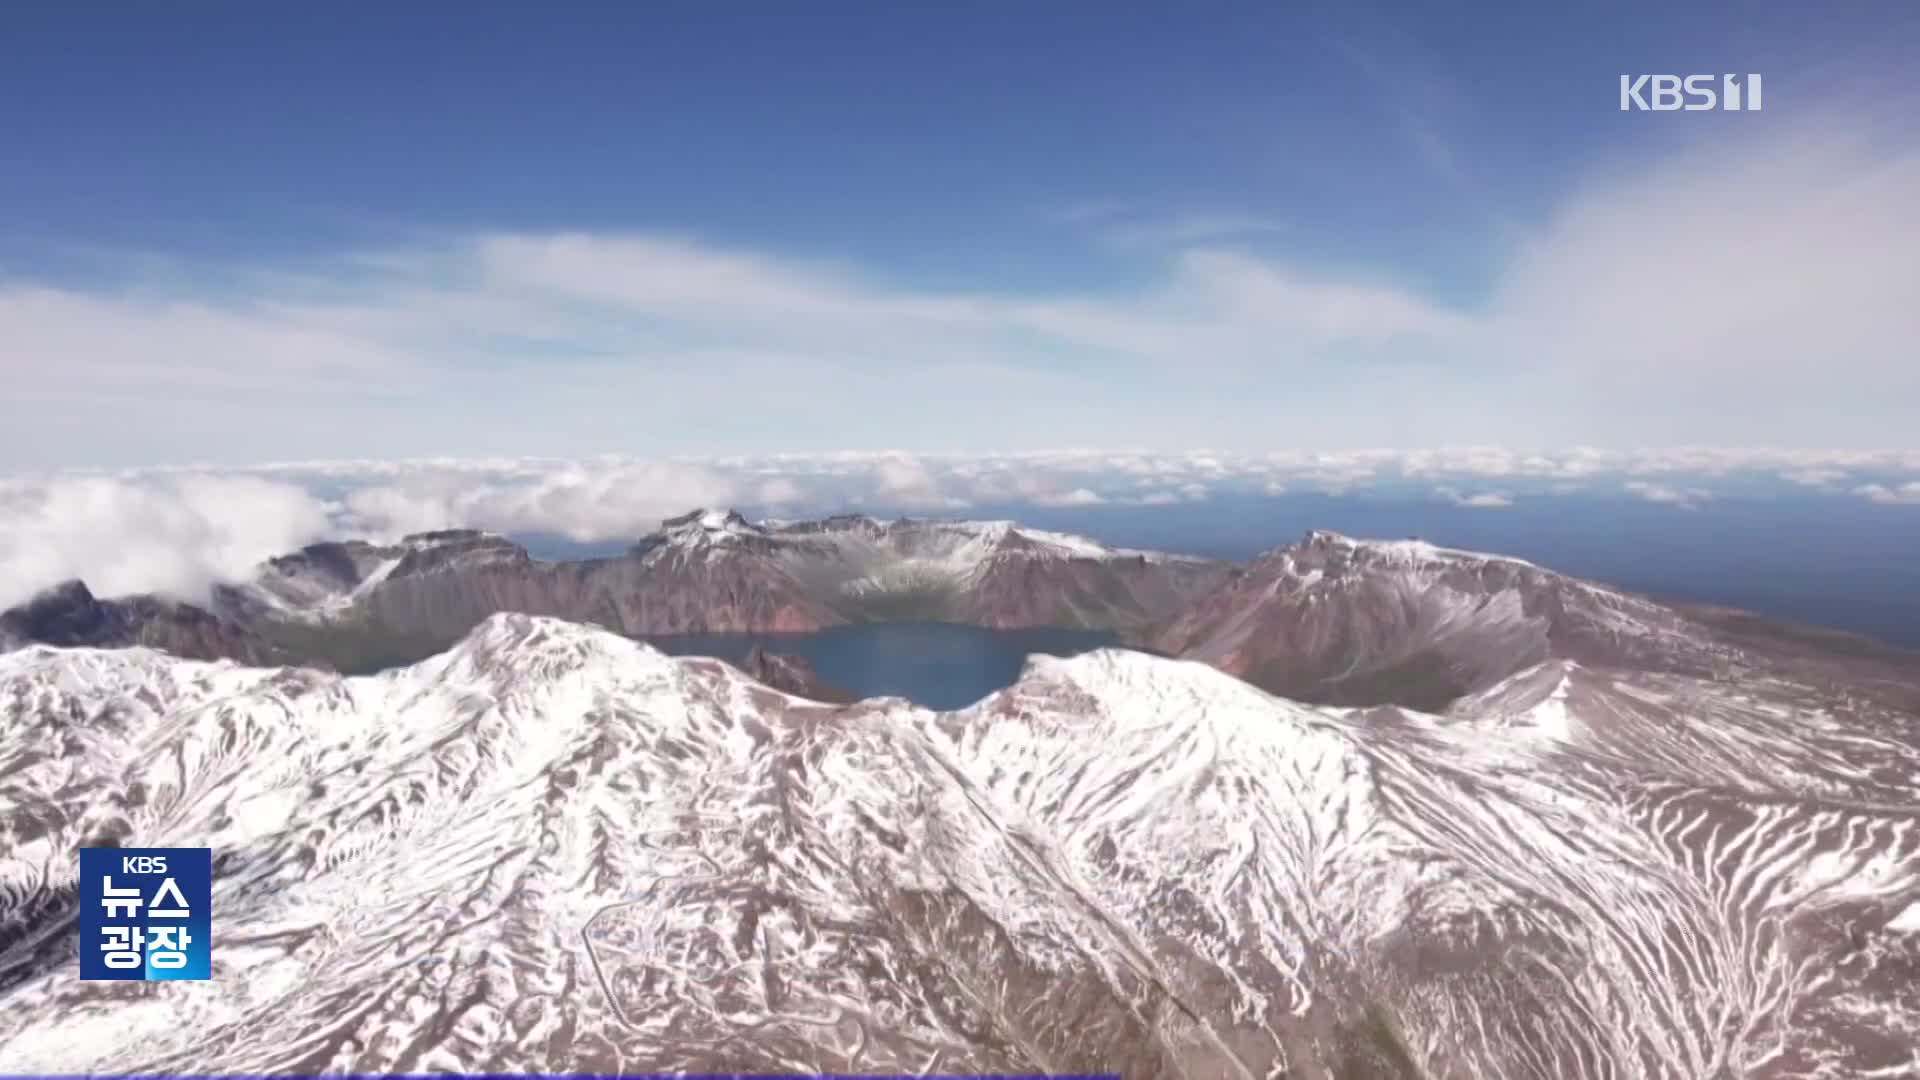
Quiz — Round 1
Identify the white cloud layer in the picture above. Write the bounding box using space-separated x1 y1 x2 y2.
4 447 1917 610
1 108 1915 464
1623 481 1713 510
1856 481 1920 505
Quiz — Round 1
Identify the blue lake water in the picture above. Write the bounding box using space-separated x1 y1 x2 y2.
646 621 1125 710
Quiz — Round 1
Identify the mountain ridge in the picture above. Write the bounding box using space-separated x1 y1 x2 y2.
1 611 1915 1076
6 509 1240 675
11 518 1920 718
1151 527 1836 711
0 579 288 666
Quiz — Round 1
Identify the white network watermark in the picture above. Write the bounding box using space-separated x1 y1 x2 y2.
1620 74 1763 111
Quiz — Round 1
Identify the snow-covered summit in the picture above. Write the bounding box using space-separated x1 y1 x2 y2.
1295 528 1542 571
629 508 775 565
657 507 766 543
897 517 1215 565
933 519 1117 559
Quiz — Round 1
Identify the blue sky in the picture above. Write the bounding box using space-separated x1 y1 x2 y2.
2 2 1917 465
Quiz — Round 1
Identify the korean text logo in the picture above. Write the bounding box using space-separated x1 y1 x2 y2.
79 847 212 981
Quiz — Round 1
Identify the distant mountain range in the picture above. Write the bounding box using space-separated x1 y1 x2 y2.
5 509 1238 680
8 508 1916 713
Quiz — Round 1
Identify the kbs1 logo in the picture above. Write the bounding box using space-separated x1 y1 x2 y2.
1620 74 1763 112
79 847 212 981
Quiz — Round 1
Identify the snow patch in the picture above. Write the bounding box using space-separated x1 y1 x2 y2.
1889 901 1920 933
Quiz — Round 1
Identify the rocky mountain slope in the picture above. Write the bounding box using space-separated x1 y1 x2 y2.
0 580 286 666
734 644 855 703
208 510 1234 667
0 613 1915 1077
1150 530 1919 714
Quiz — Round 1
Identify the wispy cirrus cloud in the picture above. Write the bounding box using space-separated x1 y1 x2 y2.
1092 211 1290 249
1 104 1916 465
1330 31 1477 191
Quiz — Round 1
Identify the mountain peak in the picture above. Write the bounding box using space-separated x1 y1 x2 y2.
945 519 1121 560
658 507 761 539
627 508 777 569
1 578 287 665
2 579 109 641
1158 528 1702 710
1291 529 1532 571
400 527 497 545
27 578 99 610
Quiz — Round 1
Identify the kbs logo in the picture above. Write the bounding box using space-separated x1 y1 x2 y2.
1620 74 1763 111
79 847 212 981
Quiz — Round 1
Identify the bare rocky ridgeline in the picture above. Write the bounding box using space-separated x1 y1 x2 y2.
2 511 1235 673
194 511 1238 668
0 579 286 666
1152 530 1920 719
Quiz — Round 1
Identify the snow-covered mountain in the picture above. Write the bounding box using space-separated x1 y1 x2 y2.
2 609 1917 1077
202 511 1234 665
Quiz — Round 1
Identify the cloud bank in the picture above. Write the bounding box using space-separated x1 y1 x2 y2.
5 447 1918 610
0 474 331 611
